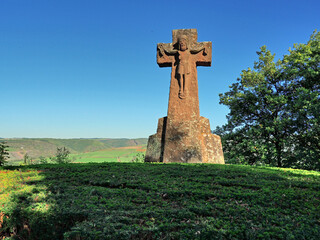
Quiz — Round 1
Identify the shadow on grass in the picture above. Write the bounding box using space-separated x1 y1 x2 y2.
1 163 320 240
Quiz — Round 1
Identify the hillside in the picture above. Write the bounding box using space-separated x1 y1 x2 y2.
1 163 319 239
3 138 147 163
71 145 146 163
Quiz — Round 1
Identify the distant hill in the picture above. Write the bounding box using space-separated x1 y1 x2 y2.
3 138 147 163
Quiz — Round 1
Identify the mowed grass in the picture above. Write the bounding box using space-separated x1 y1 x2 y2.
1 163 320 239
0 169 44 208
71 146 146 163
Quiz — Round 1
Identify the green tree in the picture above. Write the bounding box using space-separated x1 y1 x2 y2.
53 147 71 164
282 30 320 169
23 153 31 164
219 46 291 167
217 30 320 169
0 141 10 166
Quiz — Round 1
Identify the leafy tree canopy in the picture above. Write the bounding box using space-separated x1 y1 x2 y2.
217 30 320 170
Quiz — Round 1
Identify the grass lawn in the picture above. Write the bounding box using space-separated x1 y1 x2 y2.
0 163 320 239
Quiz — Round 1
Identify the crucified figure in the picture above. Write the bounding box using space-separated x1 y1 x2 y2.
158 35 207 99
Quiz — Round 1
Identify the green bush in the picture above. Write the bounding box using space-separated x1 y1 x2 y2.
0 141 9 166
52 147 72 164
131 152 145 163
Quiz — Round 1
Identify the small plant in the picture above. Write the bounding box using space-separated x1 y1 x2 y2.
52 147 71 164
39 156 50 164
23 153 31 165
131 152 145 163
0 141 9 166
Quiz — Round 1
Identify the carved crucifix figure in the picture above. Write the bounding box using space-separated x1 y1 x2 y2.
156 29 212 121
145 29 224 164
158 34 207 99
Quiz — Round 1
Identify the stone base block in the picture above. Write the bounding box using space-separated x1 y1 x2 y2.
145 116 224 164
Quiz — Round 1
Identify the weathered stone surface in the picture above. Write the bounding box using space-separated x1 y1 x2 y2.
145 29 224 164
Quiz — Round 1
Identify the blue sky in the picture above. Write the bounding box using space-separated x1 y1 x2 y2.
1 0 319 138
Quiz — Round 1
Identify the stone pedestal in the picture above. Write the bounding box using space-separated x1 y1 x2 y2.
145 29 224 164
145 116 224 163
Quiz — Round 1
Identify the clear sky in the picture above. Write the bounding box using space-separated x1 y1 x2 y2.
1 0 319 138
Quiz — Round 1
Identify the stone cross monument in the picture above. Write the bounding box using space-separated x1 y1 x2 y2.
145 29 224 164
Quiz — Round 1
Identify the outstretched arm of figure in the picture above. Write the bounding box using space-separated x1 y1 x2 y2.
190 46 207 55
158 43 178 56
